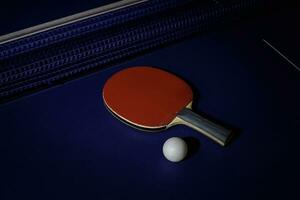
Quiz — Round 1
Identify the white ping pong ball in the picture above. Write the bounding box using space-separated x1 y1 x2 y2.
163 137 188 162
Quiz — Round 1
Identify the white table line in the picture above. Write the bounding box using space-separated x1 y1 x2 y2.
262 39 300 72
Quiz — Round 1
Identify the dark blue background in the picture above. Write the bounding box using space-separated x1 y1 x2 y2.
0 0 119 35
1 1 300 200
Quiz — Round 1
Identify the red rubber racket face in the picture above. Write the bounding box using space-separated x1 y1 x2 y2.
102 66 193 129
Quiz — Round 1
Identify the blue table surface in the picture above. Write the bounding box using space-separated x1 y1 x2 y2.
1 5 300 200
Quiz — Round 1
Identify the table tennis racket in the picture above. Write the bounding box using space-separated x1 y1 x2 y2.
102 66 233 146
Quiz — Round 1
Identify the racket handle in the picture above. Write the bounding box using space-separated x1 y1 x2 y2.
177 108 232 146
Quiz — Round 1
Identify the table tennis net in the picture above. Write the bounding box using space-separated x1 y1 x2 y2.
0 0 267 103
